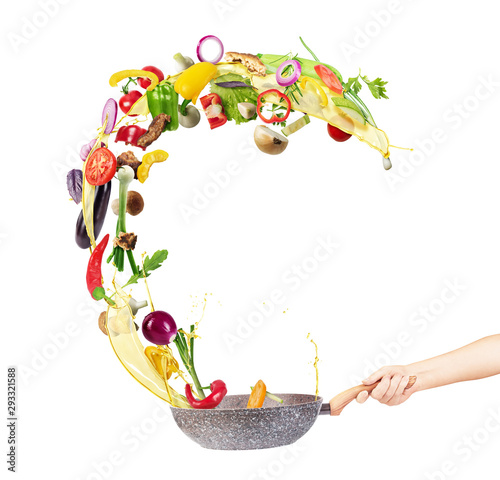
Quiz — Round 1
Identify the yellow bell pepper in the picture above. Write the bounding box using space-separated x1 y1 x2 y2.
300 77 328 107
144 346 179 380
174 62 217 104
109 69 159 92
137 149 169 183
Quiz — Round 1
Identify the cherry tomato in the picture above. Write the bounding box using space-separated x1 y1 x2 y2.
85 148 117 186
119 90 142 117
327 123 352 142
314 65 343 95
138 66 164 89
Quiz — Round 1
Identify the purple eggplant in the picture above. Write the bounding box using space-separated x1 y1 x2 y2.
75 181 112 249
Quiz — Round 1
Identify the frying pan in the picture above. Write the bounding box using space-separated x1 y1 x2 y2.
170 376 417 450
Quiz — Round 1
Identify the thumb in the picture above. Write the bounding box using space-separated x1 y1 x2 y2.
362 367 389 385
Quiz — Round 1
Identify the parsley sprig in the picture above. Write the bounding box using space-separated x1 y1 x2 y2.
344 70 389 99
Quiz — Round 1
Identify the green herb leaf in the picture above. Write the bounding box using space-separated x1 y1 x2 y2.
345 71 388 100
210 74 258 124
360 75 389 99
345 76 363 95
122 249 168 287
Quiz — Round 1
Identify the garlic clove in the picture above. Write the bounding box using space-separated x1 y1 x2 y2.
237 102 257 119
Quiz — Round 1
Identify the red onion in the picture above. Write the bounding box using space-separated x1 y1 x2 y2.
142 310 178 345
102 98 118 134
80 139 105 161
197 35 224 64
275 60 302 87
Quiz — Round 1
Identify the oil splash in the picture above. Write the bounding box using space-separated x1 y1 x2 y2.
182 294 209 354
106 278 191 408
307 333 319 400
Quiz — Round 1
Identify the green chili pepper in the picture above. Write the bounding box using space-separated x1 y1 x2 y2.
146 83 179 132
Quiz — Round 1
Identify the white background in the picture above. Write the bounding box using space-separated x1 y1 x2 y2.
1 0 499 479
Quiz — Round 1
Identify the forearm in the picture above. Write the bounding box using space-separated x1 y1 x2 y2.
409 335 500 392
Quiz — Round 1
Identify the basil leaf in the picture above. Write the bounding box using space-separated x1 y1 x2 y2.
67 169 83 204
215 81 255 89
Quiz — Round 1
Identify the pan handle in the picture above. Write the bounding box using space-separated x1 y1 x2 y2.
327 376 417 416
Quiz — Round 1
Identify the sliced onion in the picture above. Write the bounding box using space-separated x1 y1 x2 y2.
80 139 105 161
276 60 302 87
197 35 224 64
102 98 118 134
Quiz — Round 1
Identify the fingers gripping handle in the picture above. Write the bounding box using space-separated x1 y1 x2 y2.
328 376 417 416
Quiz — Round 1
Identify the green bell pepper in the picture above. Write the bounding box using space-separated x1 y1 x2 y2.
146 83 179 132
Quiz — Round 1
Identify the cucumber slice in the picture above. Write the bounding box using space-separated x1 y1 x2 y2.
281 114 311 137
331 97 366 124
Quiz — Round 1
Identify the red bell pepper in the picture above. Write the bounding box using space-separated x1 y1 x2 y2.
115 125 148 151
257 89 291 124
185 379 227 409
200 93 227 129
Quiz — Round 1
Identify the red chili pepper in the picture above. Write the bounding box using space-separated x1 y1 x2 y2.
86 234 114 304
185 379 227 409
257 89 291 124
115 125 148 151
200 93 227 129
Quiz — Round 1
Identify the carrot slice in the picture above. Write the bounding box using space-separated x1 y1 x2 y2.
248 380 267 408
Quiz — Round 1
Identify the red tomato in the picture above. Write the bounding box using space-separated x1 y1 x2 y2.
314 65 343 95
85 148 117 186
119 90 142 117
327 123 352 142
138 66 164 89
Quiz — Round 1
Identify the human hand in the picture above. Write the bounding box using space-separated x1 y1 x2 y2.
356 366 419 406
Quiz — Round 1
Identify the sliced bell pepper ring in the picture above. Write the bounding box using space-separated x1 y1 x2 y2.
200 93 228 129
115 125 148 151
137 149 169 183
299 77 328 107
257 89 291 124
144 346 179 380
109 69 159 92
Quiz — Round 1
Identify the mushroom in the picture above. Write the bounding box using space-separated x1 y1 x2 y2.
126 191 144 216
128 297 148 316
382 156 392 170
111 198 120 215
173 53 195 72
100 309 141 336
178 104 201 128
98 311 108 335
111 191 144 216
254 125 289 155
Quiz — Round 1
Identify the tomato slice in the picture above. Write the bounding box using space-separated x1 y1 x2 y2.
85 147 117 186
314 65 343 95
